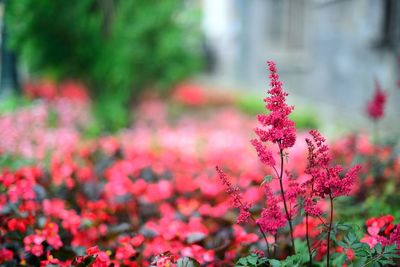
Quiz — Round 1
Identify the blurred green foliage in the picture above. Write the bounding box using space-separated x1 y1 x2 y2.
0 93 30 114
0 154 35 171
6 0 203 132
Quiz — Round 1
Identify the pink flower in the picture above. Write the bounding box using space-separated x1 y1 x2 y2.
306 130 331 171
250 139 275 167
42 222 63 250
216 166 251 224
360 235 379 249
360 215 397 249
256 186 286 235
305 130 361 200
24 234 45 257
388 225 400 249
366 78 386 120
254 61 296 150
304 197 322 217
233 225 259 244
152 252 176 267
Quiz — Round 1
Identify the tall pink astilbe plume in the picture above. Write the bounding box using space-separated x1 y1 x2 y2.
366 78 387 121
251 60 298 254
253 61 296 151
303 129 362 266
256 186 286 235
303 135 324 217
216 166 273 255
215 166 251 224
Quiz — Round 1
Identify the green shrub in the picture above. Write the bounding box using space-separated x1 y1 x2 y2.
6 0 202 132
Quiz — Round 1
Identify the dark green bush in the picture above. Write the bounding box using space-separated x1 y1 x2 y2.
6 0 202 132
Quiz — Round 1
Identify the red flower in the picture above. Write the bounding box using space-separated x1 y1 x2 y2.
360 215 398 249
87 245 101 255
336 246 355 262
59 80 89 102
293 216 321 238
366 78 386 120
7 218 27 233
173 83 206 106
0 248 13 263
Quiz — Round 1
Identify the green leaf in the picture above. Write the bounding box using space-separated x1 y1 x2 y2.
268 259 281 267
377 259 395 265
347 232 357 243
237 258 247 264
235 258 248 266
384 244 398 253
261 175 273 186
331 253 346 267
336 222 353 231
235 254 268 267
375 243 383 254
355 250 370 257
247 255 258 265
335 240 347 248
351 243 364 249
176 257 201 267
385 253 400 259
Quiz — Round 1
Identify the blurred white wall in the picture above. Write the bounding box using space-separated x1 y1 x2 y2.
200 0 400 135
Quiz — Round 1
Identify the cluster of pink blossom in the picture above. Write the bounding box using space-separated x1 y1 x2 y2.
253 61 296 150
366 78 387 121
304 129 362 201
0 100 88 160
256 186 286 235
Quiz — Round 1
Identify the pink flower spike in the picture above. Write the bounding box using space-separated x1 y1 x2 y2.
216 166 251 224
256 185 286 235
366 78 387 121
250 139 275 167
253 61 296 151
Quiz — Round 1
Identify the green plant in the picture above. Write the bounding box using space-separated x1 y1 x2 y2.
0 94 30 114
6 0 202 131
235 253 268 267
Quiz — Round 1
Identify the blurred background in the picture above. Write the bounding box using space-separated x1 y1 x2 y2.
0 0 400 135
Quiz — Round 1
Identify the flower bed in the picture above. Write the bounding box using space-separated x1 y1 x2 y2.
0 68 399 266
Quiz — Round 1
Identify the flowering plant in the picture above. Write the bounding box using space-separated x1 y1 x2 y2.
1 66 400 266
217 61 400 266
